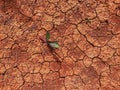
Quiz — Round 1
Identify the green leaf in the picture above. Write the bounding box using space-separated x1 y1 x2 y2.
48 41 59 48
46 31 50 41
84 18 91 23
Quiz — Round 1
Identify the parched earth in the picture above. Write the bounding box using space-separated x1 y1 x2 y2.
0 0 120 90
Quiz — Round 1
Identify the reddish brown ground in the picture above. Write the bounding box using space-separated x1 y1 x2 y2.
0 0 120 90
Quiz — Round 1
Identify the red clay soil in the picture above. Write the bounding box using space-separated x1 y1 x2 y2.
0 0 120 90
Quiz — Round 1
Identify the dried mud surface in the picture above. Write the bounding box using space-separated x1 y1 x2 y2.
0 0 120 90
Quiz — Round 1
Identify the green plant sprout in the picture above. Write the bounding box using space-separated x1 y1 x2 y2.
40 31 59 49
39 31 61 63
84 18 91 23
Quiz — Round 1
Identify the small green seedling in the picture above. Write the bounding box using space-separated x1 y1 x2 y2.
46 31 59 48
40 31 59 49
84 18 91 23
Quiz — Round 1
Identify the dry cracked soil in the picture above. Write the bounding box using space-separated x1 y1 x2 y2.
0 0 120 90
